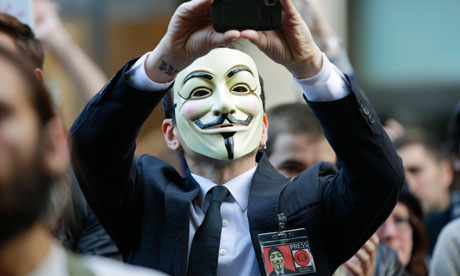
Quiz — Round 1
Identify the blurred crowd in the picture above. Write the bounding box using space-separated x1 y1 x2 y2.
0 0 459 275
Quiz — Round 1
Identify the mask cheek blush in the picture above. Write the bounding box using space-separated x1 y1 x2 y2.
237 96 262 116
181 101 210 121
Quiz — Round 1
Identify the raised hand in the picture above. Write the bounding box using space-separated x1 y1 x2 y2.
146 0 240 83
33 0 63 44
344 235 379 276
241 0 323 79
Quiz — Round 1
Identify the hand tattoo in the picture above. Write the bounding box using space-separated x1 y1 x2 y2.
159 60 179 76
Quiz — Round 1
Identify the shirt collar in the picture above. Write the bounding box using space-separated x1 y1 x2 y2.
191 165 257 211
29 241 67 276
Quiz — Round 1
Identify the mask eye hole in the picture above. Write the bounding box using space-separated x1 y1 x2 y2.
231 84 249 94
190 88 212 99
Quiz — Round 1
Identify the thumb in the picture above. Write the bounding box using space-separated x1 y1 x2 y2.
206 28 241 48
241 30 268 51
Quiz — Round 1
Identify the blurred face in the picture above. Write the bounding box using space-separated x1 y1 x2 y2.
269 250 285 271
377 203 413 266
397 144 450 213
174 48 264 160
0 57 41 186
269 133 336 178
0 56 49 246
0 32 16 52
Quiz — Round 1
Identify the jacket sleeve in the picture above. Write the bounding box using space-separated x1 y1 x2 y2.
306 78 405 268
70 58 169 253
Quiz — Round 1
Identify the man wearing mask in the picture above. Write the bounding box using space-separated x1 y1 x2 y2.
71 0 404 275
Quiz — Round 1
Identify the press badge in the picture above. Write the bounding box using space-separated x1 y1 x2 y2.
258 214 316 275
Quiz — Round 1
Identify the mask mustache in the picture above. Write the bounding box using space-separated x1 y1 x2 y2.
194 113 253 129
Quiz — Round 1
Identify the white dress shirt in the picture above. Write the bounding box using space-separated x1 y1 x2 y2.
126 51 351 276
189 166 259 276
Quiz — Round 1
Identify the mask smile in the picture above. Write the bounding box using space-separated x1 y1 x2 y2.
194 113 253 129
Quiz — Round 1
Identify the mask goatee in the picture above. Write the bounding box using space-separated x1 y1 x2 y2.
220 132 236 160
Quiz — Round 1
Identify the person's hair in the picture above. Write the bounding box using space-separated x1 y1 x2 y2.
265 103 324 157
398 191 428 276
0 13 44 69
162 72 266 121
268 247 284 259
393 129 446 163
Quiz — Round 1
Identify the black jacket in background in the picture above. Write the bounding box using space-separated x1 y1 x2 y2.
56 172 121 260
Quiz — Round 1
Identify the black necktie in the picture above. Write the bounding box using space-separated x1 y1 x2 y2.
187 185 230 276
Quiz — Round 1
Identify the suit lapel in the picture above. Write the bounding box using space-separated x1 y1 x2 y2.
165 171 199 276
248 151 291 274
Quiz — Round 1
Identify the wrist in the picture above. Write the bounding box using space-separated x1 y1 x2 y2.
40 23 72 50
289 48 323 79
145 43 190 83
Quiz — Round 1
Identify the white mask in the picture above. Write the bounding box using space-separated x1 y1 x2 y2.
173 48 264 160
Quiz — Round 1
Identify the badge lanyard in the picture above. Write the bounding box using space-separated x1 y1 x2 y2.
258 213 317 275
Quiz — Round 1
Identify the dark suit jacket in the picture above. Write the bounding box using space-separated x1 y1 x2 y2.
70 59 404 276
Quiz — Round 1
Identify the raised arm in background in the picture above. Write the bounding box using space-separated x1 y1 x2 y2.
34 0 108 101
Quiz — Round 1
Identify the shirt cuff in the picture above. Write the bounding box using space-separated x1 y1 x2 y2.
295 53 350 102
125 52 174 91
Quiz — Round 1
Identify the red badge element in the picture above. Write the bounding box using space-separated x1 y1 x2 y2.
294 249 311 266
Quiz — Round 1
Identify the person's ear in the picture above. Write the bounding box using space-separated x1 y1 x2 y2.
41 117 70 177
260 113 269 147
440 160 454 189
162 119 182 151
34 68 44 83
452 155 460 172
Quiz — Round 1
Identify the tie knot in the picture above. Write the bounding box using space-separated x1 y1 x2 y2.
210 185 229 204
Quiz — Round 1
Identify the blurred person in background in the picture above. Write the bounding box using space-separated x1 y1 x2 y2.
0 12 120 259
429 102 460 276
446 101 460 198
394 130 452 215
377 189 428 276
430 218 460 276
394 130 456 256
0 45 166 276
266 103 336 178
429 217 460 276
